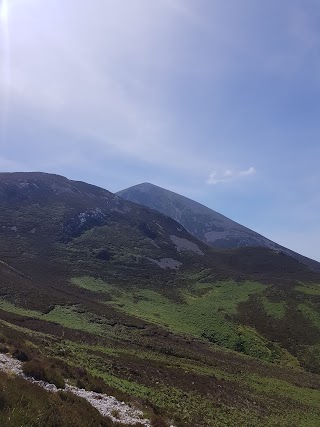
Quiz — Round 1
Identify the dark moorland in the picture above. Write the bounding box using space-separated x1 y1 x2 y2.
0 172 320 426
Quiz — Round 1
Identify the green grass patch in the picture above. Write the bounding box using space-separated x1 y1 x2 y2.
296 283 320 296
72 277 279 358
0 300 40 318
0 300 107 336
298 303 320 330
71 276 114 294
53 337 320 427
105 279 262 342
261 296 286 319
2 315 320 427
43 306 106 335
247 374 320 409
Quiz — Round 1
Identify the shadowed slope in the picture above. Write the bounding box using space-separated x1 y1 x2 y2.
117 182 320 271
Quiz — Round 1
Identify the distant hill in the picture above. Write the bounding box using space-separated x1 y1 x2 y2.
117 182 320 271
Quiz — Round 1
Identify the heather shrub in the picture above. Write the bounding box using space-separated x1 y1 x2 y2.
0 371 113 427
22 359 65 389
12 348 30 362
150 414 168 427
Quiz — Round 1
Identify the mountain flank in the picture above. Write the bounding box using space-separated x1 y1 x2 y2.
0 172 320 426
117 182 320 271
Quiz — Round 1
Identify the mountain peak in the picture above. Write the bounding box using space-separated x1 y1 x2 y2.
117 183 320 271
129 182 162 190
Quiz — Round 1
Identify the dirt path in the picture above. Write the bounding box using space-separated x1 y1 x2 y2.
0 352 151 426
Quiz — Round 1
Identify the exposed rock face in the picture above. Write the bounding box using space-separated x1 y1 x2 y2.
117 183 320 271
147 257 183 269
170 235 204 256
62 208 108 241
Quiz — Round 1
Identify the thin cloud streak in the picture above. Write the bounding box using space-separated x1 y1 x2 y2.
206 167 257 185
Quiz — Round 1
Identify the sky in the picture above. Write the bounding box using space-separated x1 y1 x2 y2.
0 0 319 261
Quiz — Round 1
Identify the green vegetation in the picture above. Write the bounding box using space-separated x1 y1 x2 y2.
298 344 320 374
71 276 114 294
0 300 107 336
1 174 320 426
23 358 66 388
298 303 320 330
296 283 320 295
43 306 107 335
0 372 113 427
71 277 293 362
0 300 40 318
0 293 320 426
73 277 264 337
261 296 286 319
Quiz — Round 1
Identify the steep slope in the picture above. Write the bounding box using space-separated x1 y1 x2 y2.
1 172 320 426
0 172 317 302
117 182 320 271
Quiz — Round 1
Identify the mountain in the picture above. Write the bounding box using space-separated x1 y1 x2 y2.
1 172 320 427
117 182 320 271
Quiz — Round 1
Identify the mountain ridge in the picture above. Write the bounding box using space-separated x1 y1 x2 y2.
117 182 320 271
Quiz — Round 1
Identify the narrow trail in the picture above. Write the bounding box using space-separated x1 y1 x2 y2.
0 352 151 426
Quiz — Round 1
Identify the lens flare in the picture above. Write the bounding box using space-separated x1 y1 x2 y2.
0 0 9 22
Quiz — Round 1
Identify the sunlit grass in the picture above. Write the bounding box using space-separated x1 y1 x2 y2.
261 296 286 319
0 300 106 335
295 283 320 296
298 303 320 330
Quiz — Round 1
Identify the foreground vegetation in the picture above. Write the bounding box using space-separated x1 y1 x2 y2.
71 276 320 370
0 173 320 426
0 281 320 426
0 371 113 427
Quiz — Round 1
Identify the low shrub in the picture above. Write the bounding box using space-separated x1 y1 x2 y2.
150 414 168 427
22 359 65 389
0 388 7 411
12 349 30 362
0 371 113 427
23 359 47 381
0 344 9 353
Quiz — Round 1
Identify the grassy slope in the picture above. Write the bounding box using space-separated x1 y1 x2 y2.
0 371 114 427
71 276 319 367
0 276 320 426
0 304 320 427
0 174 320 426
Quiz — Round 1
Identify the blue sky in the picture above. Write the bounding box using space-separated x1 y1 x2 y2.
0 0 320 261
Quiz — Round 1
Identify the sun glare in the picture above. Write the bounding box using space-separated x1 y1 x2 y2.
0 0 9 22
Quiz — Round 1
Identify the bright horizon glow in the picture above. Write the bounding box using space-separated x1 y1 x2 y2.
0 0 9 22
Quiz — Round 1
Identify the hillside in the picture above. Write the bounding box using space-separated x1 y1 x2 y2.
0 172 320 426
117 183 320 271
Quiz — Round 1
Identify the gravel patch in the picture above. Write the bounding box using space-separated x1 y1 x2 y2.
147 257 182 270
0 353 151 425
170 235 204 255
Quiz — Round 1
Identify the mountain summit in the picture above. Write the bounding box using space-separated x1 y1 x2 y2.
117 182 320 271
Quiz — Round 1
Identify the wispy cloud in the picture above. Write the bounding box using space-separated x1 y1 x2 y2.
239 166 257 176
0 0 211 173
206 167 256 185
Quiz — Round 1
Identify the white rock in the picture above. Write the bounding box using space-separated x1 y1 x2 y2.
0 353 151 426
